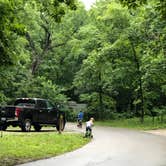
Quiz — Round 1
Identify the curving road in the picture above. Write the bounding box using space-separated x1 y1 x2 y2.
19 123 166 166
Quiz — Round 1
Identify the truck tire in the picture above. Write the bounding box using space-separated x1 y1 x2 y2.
56 114 65 132
34 124 42 132
21 119 31 132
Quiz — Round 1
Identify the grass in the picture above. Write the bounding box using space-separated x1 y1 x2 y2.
0 130 90 166
96 116 166 130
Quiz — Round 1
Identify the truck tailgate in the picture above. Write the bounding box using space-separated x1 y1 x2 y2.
0 106 16 118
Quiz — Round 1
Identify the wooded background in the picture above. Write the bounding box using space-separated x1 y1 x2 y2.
0 0 165 121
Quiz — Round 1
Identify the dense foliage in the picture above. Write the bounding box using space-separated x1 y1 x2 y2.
0 0 165 121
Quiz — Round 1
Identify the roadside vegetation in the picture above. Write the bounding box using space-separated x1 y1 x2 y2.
0 131 89 166
96 116 166 130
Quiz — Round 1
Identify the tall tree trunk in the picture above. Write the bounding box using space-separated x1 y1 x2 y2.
130 41 144 123
98 71 103 119
99 87 103 119
25 23 51 75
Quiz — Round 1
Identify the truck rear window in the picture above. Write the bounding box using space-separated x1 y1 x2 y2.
14 99 35 107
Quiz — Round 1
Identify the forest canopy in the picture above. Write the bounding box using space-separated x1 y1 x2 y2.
0 0 165 121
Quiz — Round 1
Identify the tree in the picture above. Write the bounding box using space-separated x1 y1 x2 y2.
0 0 26 66
0 0 77 104
0 0 28 103
73 0 166 121
119 0 166 19
73 2 131 119
21 0 77 75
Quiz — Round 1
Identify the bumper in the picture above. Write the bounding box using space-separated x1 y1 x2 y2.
0 117 19 126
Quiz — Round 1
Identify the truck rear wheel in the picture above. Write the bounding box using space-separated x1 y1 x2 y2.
21 119 31 132
34 125 42 132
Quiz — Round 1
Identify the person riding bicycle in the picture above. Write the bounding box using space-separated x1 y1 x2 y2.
77 111 84 128
85 117 94 138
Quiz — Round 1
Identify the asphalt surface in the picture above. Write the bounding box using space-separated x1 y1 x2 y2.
19 123 166 166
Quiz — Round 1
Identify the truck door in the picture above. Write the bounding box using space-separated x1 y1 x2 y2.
36 100 49 123
46 101 57 123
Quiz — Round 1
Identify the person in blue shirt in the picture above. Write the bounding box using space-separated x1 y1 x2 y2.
77 111 84 128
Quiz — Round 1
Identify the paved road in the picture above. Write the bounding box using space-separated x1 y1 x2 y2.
19 123 166 166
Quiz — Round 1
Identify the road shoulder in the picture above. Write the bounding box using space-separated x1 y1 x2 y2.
145 129 166 137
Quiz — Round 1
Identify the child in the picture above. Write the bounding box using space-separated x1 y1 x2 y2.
85 117 94 138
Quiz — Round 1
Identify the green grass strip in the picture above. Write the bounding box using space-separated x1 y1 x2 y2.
96 117 166 130
0 132 90 166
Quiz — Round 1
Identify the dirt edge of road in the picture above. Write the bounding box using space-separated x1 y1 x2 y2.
145 129 166 137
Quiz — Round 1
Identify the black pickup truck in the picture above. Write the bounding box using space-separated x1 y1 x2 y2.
0 98 65 132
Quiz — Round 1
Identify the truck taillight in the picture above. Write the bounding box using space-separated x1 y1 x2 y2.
15 107 22 117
